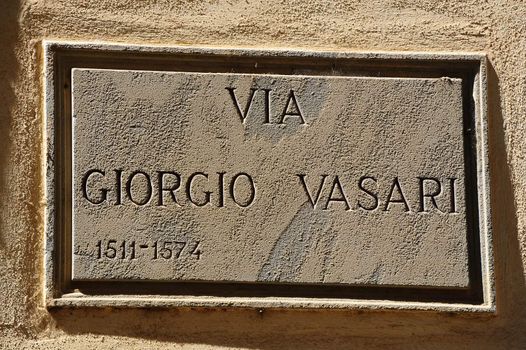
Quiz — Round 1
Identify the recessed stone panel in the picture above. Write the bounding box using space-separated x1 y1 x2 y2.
71 68 468 288
44 42 493 310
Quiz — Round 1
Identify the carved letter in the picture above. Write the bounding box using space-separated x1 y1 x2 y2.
358 176 379 211
230 173 256 207
217 171 226 207
157 171 181 206
297 174 327 208
115 169 123 205
126 171 153 206
82 169 108 205
226 87 257 123
186 172 212 207
418 177 443 212
278 90 305 124
263 88 271 124
449 177 458 213
384 177 410 212
324 176 350 210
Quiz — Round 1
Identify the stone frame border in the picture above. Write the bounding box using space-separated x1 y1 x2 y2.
42 40 494 312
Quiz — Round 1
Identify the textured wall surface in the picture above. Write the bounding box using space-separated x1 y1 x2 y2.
0 0 525 348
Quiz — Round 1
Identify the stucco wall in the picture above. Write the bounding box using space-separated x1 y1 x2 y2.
0 0 525 348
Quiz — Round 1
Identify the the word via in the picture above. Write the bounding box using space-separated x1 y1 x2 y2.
226 87 306 124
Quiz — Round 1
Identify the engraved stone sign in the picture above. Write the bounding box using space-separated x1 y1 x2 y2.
45 42 494 311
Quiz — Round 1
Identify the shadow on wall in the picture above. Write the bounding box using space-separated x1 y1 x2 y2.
45 62 526 349
0 0 24 330
486 63 526 330
0 0 19 249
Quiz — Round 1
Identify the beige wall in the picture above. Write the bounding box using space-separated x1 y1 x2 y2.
1 0 525 348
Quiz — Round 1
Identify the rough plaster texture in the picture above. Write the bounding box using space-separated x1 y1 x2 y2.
0 0 525 349
71 69 468 287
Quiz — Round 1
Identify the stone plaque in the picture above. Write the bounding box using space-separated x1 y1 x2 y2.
45 42 494 311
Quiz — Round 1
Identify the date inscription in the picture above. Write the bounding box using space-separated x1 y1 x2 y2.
95 239 202 261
